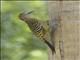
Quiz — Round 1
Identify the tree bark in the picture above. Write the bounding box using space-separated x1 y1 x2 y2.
47 1 80 60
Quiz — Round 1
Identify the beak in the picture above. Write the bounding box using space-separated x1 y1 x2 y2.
27 10 34 14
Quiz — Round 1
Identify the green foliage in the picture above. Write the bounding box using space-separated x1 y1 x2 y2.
1 0 44 1
1 1 49 60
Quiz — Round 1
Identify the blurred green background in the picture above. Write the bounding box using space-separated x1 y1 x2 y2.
1 1 49 60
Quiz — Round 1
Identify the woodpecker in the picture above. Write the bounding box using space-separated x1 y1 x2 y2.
19 11 56 54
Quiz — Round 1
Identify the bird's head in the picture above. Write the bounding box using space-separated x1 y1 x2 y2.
19 11 34 21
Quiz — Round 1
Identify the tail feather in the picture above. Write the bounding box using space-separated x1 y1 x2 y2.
44 40 55 54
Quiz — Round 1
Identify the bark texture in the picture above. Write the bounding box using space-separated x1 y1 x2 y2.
48 1 80 60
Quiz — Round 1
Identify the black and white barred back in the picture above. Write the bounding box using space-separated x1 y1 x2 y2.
25 18 46 40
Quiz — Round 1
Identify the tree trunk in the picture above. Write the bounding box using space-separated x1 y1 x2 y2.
47 1 80 60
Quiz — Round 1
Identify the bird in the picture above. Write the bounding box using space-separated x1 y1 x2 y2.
19 11 56 54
